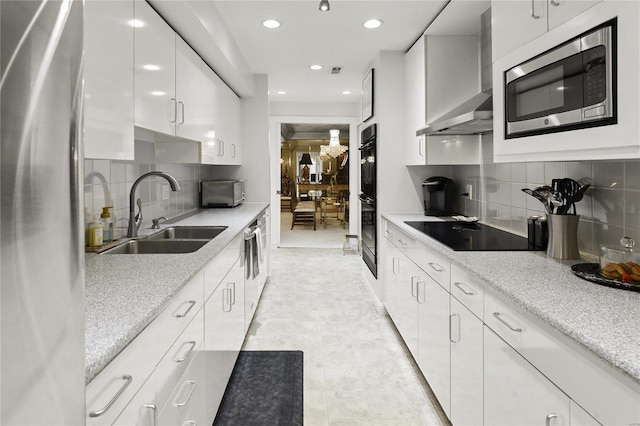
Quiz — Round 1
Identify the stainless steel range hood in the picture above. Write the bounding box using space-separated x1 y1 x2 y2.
417 8 493 137
417 91 492 136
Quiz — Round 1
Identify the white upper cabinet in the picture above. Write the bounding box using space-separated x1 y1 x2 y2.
492 0 601 61
201 64 242 165
84 0 134 160
134 0 176 136
404 34 482 165
175 37 203 142
405 36 427 165
493 1 640 162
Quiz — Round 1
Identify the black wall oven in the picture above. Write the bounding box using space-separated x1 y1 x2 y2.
359 124 377 277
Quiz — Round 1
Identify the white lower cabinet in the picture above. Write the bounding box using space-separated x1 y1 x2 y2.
384 241 420 357
203 257 245 421
417 274 451 417
158 351 206 426
484 325 571 425
450 297 483 426
381 219 639 426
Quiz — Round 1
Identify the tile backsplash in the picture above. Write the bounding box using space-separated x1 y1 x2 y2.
452 134 640 257
84 140 218 241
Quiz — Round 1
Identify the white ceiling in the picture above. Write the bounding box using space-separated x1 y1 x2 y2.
213 0 450 103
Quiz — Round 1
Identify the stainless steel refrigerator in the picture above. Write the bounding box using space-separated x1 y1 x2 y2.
1 1 85 424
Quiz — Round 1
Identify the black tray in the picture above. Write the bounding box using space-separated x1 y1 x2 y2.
571 263 640 292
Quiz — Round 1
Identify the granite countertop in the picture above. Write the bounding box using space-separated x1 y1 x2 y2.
383 213 640 384
85 202 269 383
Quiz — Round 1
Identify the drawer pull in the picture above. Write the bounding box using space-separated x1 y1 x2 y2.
385 229 393 236
410 276 418 297
428 262 445 272
143 404 157 426
88 374 132 417
174 380 197 407
545 413 558 426
454 281 475 296
417 281 425 304
530 0 541 19
493 312 522 332
398 239 408 246
449 313 461 343
175 300 196 318
173 340 197 363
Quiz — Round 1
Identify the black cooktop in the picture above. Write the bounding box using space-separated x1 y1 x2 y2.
405 221 543 252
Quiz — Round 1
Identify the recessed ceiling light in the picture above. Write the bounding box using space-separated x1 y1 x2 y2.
143 64 160 71
310 65 323 71
342 90 352 95
262 19 281 29
129 19 144 28
363 18 383 29
276 90 287 95
151 91 166 96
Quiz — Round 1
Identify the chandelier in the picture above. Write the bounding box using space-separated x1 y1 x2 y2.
320 129 347 159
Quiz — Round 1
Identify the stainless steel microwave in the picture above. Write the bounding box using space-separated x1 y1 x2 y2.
201 180 245 207
505 20 616 138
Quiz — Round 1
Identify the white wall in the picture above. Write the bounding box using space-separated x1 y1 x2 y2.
271 102 359 118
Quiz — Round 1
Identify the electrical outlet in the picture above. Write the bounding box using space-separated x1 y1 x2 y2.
466 183 473 200
162 184 170 201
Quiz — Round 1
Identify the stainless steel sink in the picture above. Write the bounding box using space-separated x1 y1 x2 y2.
145 226 227 241
103 239 210 255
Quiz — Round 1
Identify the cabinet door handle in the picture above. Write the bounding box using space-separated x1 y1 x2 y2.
418 137 424 157
417 281 425 304
169 98 178 123
173 340 196 363
550 0 559 6
530 0 541 19
545 413 558 426
449 313 461 343
232 144 236 158
385 229 393 236
175 300 196 318
88 374 132 417
173 380 197 407
143 404 157 426
393 257 399 275
493 312 523 332
428 262 445 272
178 101 185 125
398 239 408 246
454 281 475 296
220 140 225 156
222 288 232 312
410 276 418 297
227 282 236 305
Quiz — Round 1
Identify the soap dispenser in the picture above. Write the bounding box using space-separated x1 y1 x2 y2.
88 214 103 247
100 206 113 243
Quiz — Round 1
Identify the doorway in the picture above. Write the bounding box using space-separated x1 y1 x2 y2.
269 117 359 249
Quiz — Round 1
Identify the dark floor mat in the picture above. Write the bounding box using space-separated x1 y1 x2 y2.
213 350 303 426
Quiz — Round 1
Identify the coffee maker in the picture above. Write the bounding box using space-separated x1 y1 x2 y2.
422 176 456 216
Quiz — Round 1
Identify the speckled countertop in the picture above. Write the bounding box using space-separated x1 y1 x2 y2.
383 213 640 384
85 203 269 384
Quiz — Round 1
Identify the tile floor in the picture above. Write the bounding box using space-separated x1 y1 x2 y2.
243 247 448 426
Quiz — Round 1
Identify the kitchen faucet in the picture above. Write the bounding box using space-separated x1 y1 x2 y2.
127 171 180 238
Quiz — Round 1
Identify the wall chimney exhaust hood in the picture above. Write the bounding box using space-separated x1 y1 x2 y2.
417 7 493 137
416 90 492 136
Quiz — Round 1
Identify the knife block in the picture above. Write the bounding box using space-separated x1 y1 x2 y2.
546 214 581 260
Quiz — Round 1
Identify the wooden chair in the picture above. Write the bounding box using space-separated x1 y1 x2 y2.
291 185 316 230
280 178 292 211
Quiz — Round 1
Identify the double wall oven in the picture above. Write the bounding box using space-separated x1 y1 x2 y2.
359 124 377 277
